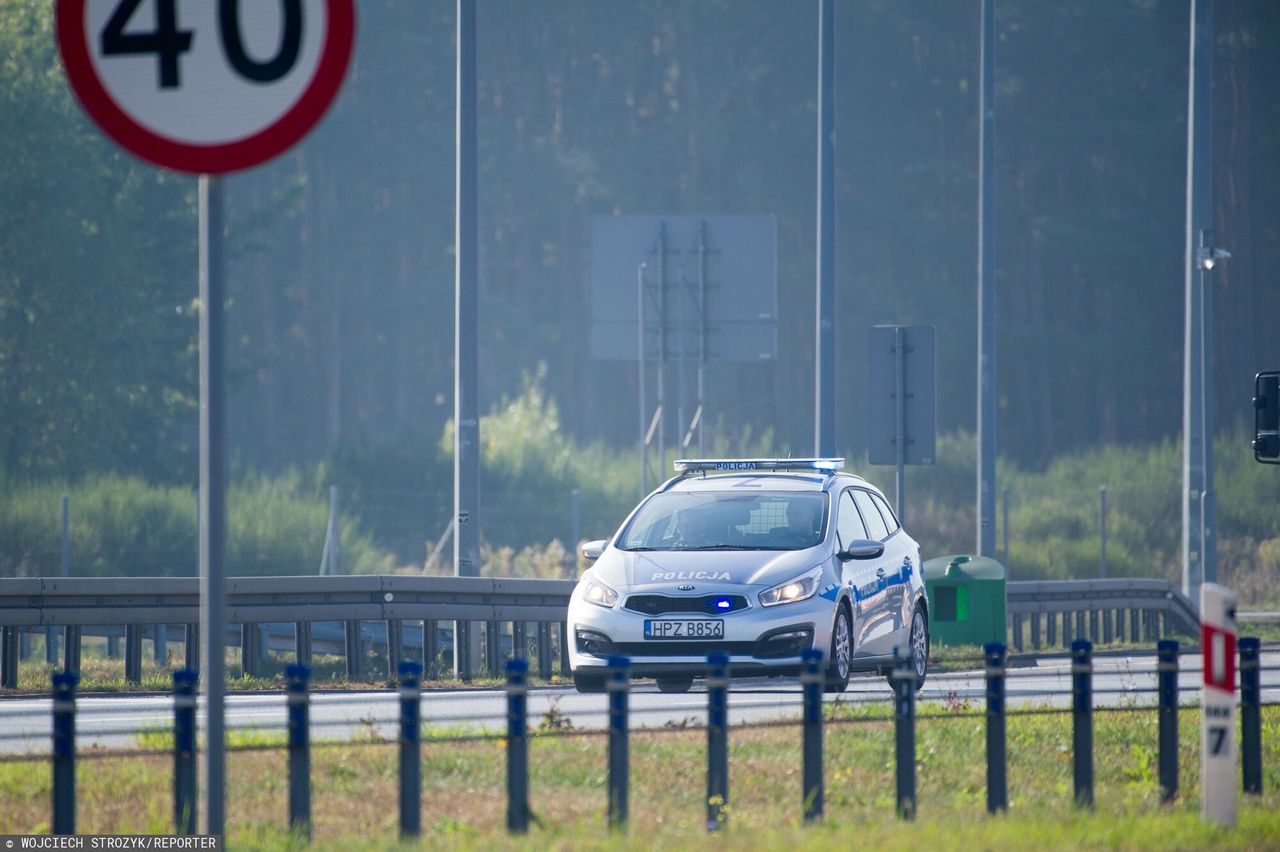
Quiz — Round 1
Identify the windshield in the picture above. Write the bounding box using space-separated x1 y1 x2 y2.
617 491 828 551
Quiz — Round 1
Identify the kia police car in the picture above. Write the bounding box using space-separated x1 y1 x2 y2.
567 459 929 693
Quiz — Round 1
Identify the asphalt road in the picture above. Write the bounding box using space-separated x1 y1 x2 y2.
1 647 1277 755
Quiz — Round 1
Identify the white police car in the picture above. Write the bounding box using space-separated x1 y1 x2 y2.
567 459 929 693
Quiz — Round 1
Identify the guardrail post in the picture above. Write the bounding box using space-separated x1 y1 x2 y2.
1062 611 1073 648
286 663 311 839
801 649 824 822
183 624 197 672
1240 637 1262 795
893 646 917 820
424 620 439 679
513 621 527 663
52 671 78 834
706 652 730 831
154 624 169 664
1011 614 1024 653
1129 608 1140 643
19 628 32 661
985 642 1007 813
559 623 570 677
387 619 404 682
488 620 502 678
0 626 17 689
46 626 59 665
108 631 120 659
1157 639 1179 803
1071 639 1093 808
537 623 552 680
1102 608 1113 644
173 668 198 834
399 660 423 838
1088 610 1098 643
456 621 472 681
125 624 143 684
506 658 530 834
1047 612 1057 647
344 620 361 680
1031 612 1041 649
607 655 630 831
240 623 258 679
295 622 312 668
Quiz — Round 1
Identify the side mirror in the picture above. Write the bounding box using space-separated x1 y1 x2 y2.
581 540 607 561
838 539 885 561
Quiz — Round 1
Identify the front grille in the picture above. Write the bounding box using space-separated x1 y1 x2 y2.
624 594 750 616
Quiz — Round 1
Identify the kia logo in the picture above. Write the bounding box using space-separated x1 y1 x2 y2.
677 584 695 591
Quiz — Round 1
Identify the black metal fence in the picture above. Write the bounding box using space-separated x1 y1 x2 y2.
8 637 1274 838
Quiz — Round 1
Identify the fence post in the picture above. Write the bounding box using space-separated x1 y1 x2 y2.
52 671 78 835
1071 639 1094 808
399 660 423 838
183 624 197 672
1239 637 1262 795
125 624 143 684
607 655 630 831
893 646 917 820
295 622 312 668
1031 612 1041 650
488 620 502 678
154 625 169 664
706 652 730 831
46 626 59 665
173 668 198 834
506 658 530 834
513 621 527 663
985 642 1007 813
387 619 404 682
344 620 361 680
0 626 17 689
286 664 311 839
537 623 552 680
1012 613 1024 653
801 648 824 822
1156 639 1179 803
1047 612 1057 647
424 620 439 678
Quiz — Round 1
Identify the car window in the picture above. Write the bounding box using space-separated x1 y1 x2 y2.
870 492 900 534
852 489 890 541
836 490 869 550
617 491 827 551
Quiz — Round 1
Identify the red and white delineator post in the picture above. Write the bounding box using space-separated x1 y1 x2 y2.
1201 583 1237 826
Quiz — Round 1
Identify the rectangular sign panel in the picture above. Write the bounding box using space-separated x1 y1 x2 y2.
868 324 937 465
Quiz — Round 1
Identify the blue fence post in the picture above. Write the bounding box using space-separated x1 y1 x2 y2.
984 641 1007 813
706 652 730 831
286 663 311 839
801 648 824 822
1071 639 1093 808
506 657 530 834
607 655 630 831
52 671 78 835
1156 639 1179 803
892 646 917 820
173 668 198 835
1239 637 1262 795
399 660 423 837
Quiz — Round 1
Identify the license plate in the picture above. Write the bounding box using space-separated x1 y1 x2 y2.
644 619 724 640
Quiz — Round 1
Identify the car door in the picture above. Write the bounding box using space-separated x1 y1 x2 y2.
850 488 898 656
868 491 912 651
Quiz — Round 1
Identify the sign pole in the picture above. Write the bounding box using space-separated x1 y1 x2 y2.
198 174 227 836
1200 582 1236 826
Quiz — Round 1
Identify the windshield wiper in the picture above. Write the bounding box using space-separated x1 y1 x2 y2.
681 544 758 551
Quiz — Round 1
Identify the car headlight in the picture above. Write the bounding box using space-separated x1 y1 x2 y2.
758 566 824 607
581 575 619 608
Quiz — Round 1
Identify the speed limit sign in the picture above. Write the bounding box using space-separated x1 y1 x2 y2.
57 0 355 174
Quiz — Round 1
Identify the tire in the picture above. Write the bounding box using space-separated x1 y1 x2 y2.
656 676 694 694
886 605 930 692
824 604 853 693
573 670 606 693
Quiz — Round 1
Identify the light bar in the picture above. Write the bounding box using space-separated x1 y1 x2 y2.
674 458 845 474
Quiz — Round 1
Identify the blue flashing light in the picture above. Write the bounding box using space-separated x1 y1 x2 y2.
674 458 845 474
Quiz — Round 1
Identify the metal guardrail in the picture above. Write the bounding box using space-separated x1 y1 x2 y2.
0 574 1203 686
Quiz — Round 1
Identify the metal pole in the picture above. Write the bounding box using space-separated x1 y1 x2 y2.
454 0 481 681
1001 487 1009 564
895 326 907 526
706 652 730 831
815 0 836 457
1182 0 1214 603
657 223 667 474
976 0 997 557
399 661 423 837
801 649 824 821
984 642 1007 813
173 669 198 834
1156 639 1179 802
697 223 708 456
286 664 311 839
1071 639 1094 808
638 262 648 497
1099 486 1108 579
198 172 227 837
506 658 529 834
1239 637 1262 795
893 647 916 820
52 671 77 835
571 488 581 551
607 655 630 831
50 493 70 663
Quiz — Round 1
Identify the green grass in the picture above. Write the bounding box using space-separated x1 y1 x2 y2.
0 704 1276 848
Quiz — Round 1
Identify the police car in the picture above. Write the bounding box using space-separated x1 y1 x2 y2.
567 459 929 693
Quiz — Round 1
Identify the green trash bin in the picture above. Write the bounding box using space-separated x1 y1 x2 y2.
923 555 1007 647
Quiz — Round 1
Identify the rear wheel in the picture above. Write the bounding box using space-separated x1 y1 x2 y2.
573 670 606 693
824 605 852 693
886 606 929 692
656 676 694 694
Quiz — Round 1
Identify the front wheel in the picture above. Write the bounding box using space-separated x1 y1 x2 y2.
824 605 852 693
656 675 694 694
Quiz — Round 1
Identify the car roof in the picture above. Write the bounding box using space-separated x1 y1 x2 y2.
663 471 870 494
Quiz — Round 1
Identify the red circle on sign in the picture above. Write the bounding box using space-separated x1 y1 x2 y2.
56 0 355 174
